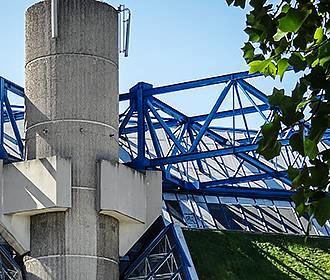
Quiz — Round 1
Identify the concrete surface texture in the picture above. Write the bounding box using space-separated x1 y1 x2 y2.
3 156 71 215
24 0 119 279
98 161 162 255
0 156 71 253
0 160 29 256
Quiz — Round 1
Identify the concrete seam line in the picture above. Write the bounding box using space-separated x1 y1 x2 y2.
26 119 118 132
24 255 118 265
72 186 96 191
25 53 118 69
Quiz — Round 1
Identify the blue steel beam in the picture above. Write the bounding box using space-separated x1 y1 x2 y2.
237 80 269 122
136 85 146 168
4 95 24 158
1 77 25 97
151 97 230 146
120 104 269 135
146 143 259 166
0 77 25 160
190 119 293 186
189 81 233 152
3 112 25 122
236 83 252 142
146 139 289 167
166 188 296 200
150 97 187 123
237 153 292 186
199 171 288 187
136 92 292 188
237 79 269 104
147 99 186 154
0 78 8 159
118 106 135 135
119 70 266 101
190 104 269 122
145 108 163 158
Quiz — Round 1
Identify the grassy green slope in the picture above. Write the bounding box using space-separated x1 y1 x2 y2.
183 230 330 280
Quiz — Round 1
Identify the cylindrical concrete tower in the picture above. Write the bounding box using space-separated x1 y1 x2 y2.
24 0 119 279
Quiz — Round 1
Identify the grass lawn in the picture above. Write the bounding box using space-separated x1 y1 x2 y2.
183 229 330 280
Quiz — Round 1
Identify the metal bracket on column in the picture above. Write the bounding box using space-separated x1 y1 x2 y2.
51 0 59 38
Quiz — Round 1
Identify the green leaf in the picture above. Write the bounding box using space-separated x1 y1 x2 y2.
256 114 282 160
305 51 318 67
288 53 307 72
275 38 289 55
281 4 290 13
248 59 271 74
260 114 281 146
314 197 330 226
292 189 306 214
279 97 304 126
320 56 330 67
264 62 277 77
234 0 246 9
273 29 287 41
304 138 318 160
289 133 304 156
244 27 263 42
277 58 289 81
318 41 330 59
242 42 255 63
321 149 330 161
250 0 266 8
313 27 323 44
268 88 285 107
288 166 300 181
295 203 305 216
246 13 254 25
292 166 310 189
311 58 319 67
225 0 235 5
309 108 328 143
296 99 310 112
309 160 329 188
292 81 306 102
293 33 307 49
305 66 327 91
257 138 282 160
278 8 312 33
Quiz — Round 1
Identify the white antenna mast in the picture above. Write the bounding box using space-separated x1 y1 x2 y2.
51 0 59 38
118 5 131 57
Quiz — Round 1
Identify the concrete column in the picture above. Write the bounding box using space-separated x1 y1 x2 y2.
24 0 119 279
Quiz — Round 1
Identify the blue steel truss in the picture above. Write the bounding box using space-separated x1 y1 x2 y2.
1 71 330 201
122 223 192 280
0 77 25 161
0 239 23 279
118 70 330 199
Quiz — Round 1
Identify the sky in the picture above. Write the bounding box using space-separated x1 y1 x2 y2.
0 0 298 117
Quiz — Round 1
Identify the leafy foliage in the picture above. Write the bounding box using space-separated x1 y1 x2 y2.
226 0 330 227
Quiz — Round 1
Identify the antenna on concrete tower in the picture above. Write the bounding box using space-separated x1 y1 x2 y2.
118 4 131 57
51 0 58 38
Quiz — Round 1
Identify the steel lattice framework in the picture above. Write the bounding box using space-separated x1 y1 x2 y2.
118 70 330 199
1 71 330 200
0 77 25 162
